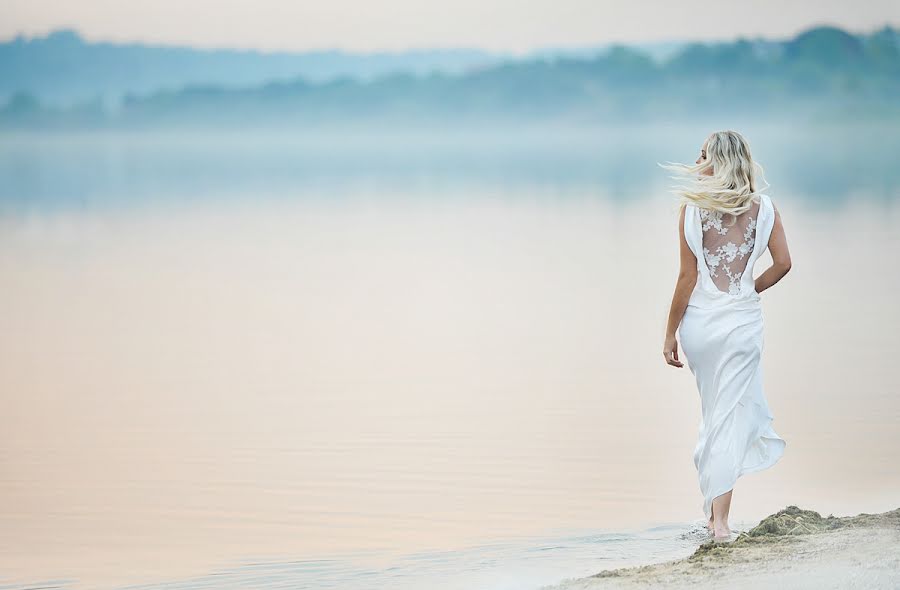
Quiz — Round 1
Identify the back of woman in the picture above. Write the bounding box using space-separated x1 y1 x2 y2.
660 130 793 540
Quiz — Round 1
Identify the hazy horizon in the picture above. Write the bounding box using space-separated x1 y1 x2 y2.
1 0 899 53
2 21 894 56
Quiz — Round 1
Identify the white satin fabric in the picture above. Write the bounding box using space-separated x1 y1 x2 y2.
678 194 786 522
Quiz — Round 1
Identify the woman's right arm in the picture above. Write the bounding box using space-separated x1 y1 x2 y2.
755 200 792 294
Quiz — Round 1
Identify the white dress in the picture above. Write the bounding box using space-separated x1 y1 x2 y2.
678 193 786 522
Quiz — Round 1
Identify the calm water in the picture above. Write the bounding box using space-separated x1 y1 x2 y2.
1 124 898 589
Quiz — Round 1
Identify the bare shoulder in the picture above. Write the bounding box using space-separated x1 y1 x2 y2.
772 199 786 228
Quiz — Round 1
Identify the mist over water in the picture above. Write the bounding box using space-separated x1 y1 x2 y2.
2 121 899 214
1 122 898 589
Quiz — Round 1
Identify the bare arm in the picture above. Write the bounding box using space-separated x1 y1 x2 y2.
755 200 792 294
663 204 698 368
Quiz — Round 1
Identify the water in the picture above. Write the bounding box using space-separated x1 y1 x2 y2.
1 124 898 589
7 525 713 590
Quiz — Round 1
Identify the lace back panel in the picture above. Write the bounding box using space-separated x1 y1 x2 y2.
699 198 761 296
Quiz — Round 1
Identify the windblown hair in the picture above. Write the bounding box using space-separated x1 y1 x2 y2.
659 130 769 220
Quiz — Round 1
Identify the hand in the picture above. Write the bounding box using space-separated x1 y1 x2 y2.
663 334 684 368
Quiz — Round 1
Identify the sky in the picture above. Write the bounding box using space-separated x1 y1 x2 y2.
1 0 899 53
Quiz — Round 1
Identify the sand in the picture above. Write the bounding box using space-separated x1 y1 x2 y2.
545 506 900 590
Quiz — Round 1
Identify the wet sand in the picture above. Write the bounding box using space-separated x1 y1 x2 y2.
547 506 900 589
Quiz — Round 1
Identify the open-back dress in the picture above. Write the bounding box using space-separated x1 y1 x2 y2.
678 193 786 522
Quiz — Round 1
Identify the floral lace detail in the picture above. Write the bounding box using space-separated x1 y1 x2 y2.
699 207 758 296
700 209 729 235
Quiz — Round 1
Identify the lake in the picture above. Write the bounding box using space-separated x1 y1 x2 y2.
1 122 898 589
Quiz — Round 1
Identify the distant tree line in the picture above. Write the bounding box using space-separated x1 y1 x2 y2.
2 25 898 129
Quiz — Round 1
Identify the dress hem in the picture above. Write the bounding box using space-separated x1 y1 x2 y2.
702 415 786 521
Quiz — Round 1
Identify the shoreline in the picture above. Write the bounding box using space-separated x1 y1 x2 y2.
545 505 900 589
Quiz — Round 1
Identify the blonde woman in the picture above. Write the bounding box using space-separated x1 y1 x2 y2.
661 131 792 540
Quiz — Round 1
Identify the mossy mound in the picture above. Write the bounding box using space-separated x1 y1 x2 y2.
745 505 843 536
688 505 900 561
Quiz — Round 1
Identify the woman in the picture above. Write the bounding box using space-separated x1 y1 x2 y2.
660 130 792 540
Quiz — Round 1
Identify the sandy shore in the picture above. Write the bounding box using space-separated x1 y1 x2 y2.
544 506 900 590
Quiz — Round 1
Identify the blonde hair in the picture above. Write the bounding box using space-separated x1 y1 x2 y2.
659 130 769 219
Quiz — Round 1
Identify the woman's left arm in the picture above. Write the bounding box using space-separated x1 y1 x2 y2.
663 204 697 368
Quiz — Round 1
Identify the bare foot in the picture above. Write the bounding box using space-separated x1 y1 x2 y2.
713 523 731 540
707 517 714 532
